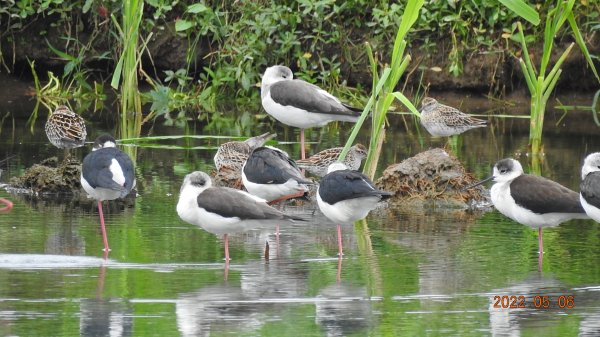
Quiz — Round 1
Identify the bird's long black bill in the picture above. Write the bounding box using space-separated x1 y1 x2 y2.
462 176 493 191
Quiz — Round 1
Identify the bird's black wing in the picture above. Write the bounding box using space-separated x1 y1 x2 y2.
82 149 127 191
319 170 392 204
244 147 312 185
511 174 585 214
197 187 303 221
270 80 360 117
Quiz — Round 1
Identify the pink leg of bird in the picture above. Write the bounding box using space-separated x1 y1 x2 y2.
224 233 230 261
336 256 343 283
300 128 306 160
98 201 110 254
224 259 230 281
538 227 544 255
337 223 344 257
0 198 13 213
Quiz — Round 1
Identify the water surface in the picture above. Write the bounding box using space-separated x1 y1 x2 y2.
1 80 599 336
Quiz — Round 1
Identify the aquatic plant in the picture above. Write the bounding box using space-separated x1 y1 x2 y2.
339 0 423 180
110 0 148 145
504 0 599 155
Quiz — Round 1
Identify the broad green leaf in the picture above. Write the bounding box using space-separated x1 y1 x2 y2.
499 0 540 25
175 19 194 32
187 3 208 13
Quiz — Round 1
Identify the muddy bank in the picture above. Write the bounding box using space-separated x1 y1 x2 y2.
3 12 598 94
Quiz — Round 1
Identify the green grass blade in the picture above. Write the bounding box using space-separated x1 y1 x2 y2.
592 89 600 126
499 0 540 25
516 22 537 81
391 92 420 117
519 58 536 93
339 68 391 161
542 42 573 89
568 13 600 82
542 69 562 102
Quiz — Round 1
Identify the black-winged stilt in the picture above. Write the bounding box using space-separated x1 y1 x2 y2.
177 171 305 263
81 135 136 255
469 158 588 261
242 146 313 204
580 153 600 222
317 163 393 256
260 65 361 159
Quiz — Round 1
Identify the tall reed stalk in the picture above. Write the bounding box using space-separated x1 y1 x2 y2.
111 0 145 147
339 0 423 179
505 0 599 155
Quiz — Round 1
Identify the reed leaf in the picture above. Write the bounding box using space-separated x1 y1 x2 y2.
567 14 600 82
499 0 540 25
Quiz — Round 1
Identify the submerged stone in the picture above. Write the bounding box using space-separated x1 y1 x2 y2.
375 148 487 208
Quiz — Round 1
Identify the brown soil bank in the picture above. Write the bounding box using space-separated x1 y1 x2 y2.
2 12 599 94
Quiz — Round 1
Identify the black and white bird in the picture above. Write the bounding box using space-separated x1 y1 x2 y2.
317 163 393 256
469 158 588 258
242 146 313 204
260 65 361 160
580 153 600 222
81 135 136 255
177 171 305 262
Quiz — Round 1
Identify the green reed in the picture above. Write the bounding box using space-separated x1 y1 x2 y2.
506 0 598 155
339 0 423 179
110 0 147 149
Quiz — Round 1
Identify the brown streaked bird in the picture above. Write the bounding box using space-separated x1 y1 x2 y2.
296 144 368 177
419 97 486 137
45 105 87 152
214 132 277 173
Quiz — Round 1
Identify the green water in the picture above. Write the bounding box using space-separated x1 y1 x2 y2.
1 92 600 336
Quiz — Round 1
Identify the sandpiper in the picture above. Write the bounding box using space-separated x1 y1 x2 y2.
45 105 87 155
419 97 486 137
261 65 361 159
214 132 277 173
297 144 368 177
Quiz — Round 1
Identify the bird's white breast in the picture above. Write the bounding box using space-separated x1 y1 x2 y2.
581 194 600 223
316 193 379 224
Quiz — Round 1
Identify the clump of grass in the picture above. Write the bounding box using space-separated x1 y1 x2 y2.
339 0 423 180
503 0 599 155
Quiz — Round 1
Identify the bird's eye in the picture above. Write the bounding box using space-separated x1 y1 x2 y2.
500 169 507 173
597 165 600 169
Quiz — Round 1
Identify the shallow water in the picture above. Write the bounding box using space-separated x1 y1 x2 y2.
1 79 600 336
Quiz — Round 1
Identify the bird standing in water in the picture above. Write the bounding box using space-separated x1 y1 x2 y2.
419 97 486 137
81 135 136 256
260 65 361 160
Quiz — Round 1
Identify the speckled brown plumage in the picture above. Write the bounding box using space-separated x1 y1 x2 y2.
45 105 87 149
419 97 486 137
296 144 367 177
